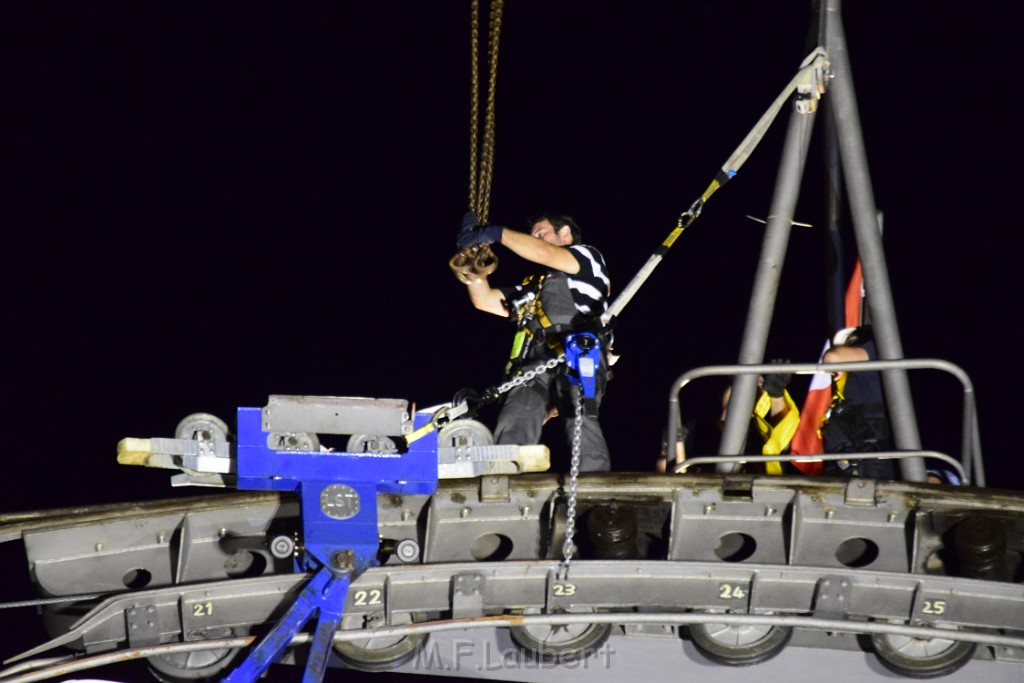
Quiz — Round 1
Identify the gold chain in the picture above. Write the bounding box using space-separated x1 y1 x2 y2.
453 0 504 284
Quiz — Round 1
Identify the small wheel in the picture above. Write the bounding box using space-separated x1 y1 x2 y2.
175 413 230 443
346 434 399 453
147 627 242 683
689 615 792 666
268 431 320 451
871 629 976 678
509 609 612 663
334 612 429 672
437 419 494 449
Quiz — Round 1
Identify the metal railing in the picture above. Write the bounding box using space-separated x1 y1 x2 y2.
667 359 983 486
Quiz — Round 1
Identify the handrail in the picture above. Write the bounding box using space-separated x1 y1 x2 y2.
667 359 983 486
674 450 967 484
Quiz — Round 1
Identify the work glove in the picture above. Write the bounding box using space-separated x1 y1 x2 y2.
456 223 503 250
762 358 792 398
460 211 480 235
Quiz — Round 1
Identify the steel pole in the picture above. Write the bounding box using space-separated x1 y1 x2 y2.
718 109 817 468
824 0 927 481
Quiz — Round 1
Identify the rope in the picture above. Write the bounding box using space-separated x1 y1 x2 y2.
601 47 830 326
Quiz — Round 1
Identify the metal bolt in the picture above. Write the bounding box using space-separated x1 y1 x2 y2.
460 507 472 518
396 539 420 563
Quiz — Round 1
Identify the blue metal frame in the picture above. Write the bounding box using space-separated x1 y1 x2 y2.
224 406 439 683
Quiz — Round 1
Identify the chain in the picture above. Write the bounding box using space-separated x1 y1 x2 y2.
560 384 584 578
487 354 565 402
454 0 504 285
468 0 480 213
468 0 503 222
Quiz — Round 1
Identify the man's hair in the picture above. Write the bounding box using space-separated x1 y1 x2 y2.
530 213 581 244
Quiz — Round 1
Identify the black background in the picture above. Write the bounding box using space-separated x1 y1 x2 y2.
2 1 1022 679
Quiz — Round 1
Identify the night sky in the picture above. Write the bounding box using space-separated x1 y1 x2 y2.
3 2 1022 508
1 2 1023 680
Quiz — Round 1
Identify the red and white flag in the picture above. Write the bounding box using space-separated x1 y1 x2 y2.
789 261 864 474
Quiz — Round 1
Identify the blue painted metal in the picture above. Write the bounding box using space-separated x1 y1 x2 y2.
224 405 440 683
564 332 601 401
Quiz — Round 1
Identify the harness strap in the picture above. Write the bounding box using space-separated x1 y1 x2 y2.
753 390 801 475
601 48 830 327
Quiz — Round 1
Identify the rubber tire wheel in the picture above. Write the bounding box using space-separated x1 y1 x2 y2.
147 628 242 683
509 618 612 663
871 631 976 679
334 614 429 672
689 620 792 666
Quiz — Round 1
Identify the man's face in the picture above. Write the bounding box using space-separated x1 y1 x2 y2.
531 219 572 246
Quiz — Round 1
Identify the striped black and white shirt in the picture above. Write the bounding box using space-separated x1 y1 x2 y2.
502 243 610 328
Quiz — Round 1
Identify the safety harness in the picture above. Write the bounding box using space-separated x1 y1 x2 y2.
753 389 801 475
822 371 891 456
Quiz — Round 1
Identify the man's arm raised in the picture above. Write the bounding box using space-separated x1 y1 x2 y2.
500 229 580 274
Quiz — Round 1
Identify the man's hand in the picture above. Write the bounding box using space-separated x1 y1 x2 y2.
763 359 792 398
456 224 503 250
460 211 480 235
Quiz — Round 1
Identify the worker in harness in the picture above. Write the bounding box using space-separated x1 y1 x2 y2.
820 325 897 479
456 212 612 472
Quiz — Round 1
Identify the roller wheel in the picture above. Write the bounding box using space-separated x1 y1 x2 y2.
871 630 976 678
175 413 230 443
509 609 612 663
334 612 429 672
689 616 792 666
346 434 399 453
147 627 242 683
437 418 494 448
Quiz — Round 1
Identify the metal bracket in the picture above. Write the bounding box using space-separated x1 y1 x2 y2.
125 603 161 648
479 475 510 503
451 573 486 618
844 478 877 506
812 574 853 619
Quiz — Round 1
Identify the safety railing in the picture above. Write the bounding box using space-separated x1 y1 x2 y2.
667 359 983 486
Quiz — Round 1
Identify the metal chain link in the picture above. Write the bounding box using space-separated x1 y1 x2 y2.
489 353 564 400
560 384 584 578
468 0 503 222
468 0 480 213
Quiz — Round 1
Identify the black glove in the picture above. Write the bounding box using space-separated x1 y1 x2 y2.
456 224 503 250
762 358 792 398
460 211 480 235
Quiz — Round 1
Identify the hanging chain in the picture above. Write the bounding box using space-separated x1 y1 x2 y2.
468 0 481 214
469 0 503 223
453 0 504 285
559 384 584 578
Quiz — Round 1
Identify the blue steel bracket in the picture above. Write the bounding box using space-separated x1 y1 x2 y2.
225 404 439 683
564 332 602 416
